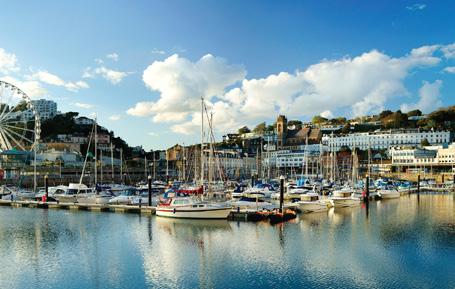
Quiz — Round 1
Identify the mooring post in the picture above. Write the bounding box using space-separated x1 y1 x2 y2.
148 175 152 206
279 175 285 213
45 175 49 202
417 174 420 194
365 175 370 202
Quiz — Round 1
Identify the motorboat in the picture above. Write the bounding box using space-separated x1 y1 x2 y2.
109 188 138 204
295 192 329 213
156 197 232 219
330 189 361 208
34 185 68 201
230 194 274 211
377 188 400 199
271 184 309 200
54 183 93 203
77 190 115 204
0 186 35 201
243 183 276 198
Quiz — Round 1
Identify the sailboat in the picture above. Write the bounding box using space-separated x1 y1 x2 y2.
156 97 231 219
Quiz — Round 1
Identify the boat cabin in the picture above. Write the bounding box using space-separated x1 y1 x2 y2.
300 194 319 202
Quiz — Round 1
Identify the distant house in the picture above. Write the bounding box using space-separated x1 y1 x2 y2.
276 115 322 149
75 116 95 125
408 115 427 121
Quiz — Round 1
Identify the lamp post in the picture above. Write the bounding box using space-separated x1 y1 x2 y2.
279 175 285 213
44 174 49 202
148 175 152 206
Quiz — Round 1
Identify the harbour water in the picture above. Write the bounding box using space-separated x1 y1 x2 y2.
0 194 453 289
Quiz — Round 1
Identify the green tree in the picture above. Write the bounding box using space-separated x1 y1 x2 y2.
238 126 251 135
312 115 328 124
287 120 302 130
379 110 393 119
253 122 266 134
12 100 28 112
420 138 430 147
407 109 422 117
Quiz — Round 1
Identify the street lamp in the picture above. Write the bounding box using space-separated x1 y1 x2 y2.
279 175 285 213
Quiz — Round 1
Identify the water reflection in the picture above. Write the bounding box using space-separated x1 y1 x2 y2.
0 194 453 289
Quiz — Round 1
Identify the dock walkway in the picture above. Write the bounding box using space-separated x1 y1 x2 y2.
0 200 156 215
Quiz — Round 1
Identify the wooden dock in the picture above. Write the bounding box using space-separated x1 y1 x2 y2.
0 200 156 215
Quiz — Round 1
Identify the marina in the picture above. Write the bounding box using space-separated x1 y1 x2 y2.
1 2 455 288
0 193 453 289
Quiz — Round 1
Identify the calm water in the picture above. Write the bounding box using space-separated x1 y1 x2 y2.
0 194 453 289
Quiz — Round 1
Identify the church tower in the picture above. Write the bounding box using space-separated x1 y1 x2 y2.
276 115 287 149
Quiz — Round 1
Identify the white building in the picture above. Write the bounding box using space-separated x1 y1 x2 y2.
390 143 455 167
31 99 57 120
75 116 95 125
18 99 58 120
323 129 451 151
274 144 324 168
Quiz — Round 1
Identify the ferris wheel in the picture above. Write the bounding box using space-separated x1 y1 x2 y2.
0 80 41 151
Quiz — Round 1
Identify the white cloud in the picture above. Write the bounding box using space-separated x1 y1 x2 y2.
148 132 159 137
109 114 121 121
85 66 129 84
406 3 426 10
29 70 89 92
134 54 245 123
320 110 334 119
129 45 444 135
0 48 19 74
443 66 455 73
0 76 47 98
442 43 455 59
72 102 94 109
151 49 166 55
106 53 119 61
401 80 443 113
95 58 104 65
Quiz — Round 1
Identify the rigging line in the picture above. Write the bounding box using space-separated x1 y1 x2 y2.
78 122 95 194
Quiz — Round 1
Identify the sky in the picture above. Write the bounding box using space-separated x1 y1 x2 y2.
0 0 454 150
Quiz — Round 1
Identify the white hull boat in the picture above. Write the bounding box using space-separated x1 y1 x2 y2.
378 189 400 199
298 201 329 213
330 190 361 208
156 197 231 219
296 192 329 213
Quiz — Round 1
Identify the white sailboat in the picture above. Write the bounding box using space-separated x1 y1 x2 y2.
156 97 231 219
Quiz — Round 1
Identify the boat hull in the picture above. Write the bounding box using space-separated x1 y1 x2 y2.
331 198 361 208
378 190 400 199
297 201 329 213
156 207 232 219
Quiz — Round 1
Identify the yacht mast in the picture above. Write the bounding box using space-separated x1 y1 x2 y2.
200 97 204 187
110 143 114 182
100 149 103 184
144 155 147 179
182 144 186 182
94 117 97 186
120 148 123 184
305 136 309 178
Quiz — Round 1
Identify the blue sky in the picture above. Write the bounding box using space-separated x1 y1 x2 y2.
0 0 454 150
